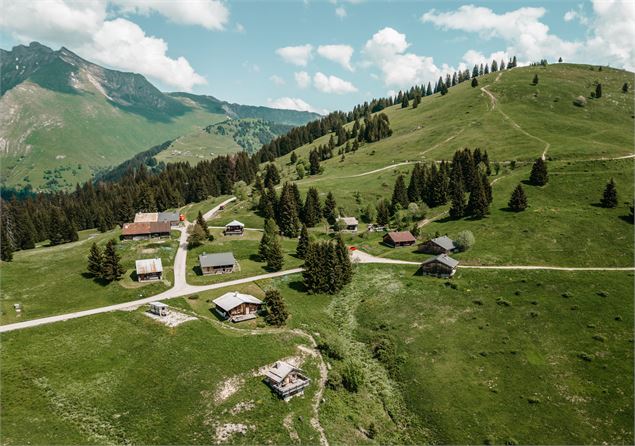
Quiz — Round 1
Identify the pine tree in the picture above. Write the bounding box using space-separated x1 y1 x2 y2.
467 177 489 219
196 211 210 238
296 224 310 259
407 164 423 203
481 172 493 205
622 82 629 93
529 158 548 186
335 235 353 286
87 242 103 277
302 187 322 227
412 93 421 109
449 175 466 219
101 239 125 282
264 163 281 187
532 74 539 85
309 149 321 175
401 95 409 108
278 183 300 237
302 241 327 294
508 184 528 211
290 151 298 164
471 77 478 87
558 57 563 63
323 192 338 226
595 83 602 98
600 178 618 208
259 218 278 261
1 225 13 262
391 175 409 211
426 82 432 96
262 289 288 326
266 234 284 271
376 199 390 226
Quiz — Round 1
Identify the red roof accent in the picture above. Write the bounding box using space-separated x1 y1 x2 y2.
385 231 416 243
349 246 357 251
121 221 171 236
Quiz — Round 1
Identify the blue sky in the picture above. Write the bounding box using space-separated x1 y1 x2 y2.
1 1 633 113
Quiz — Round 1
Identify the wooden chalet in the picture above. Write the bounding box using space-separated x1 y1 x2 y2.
135 258 163 282
418 235 456 255
149 302 168 316
134 212 158 223
337 216 359 232
264 361 310 399
121 221 171 240
224 220 245 236
420 254 459 278
134 212 180 226
383 231 416 248
213 291 262 322
199 252 238 275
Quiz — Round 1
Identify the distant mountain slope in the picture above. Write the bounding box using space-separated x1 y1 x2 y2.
0 42 319 191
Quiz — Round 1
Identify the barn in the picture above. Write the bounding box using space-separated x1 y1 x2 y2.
213 291 262 322
383 231 416 248
420 254 460 278
135 258 163 282
199 252 238 275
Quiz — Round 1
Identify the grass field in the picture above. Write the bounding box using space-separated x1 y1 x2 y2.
206 199 266 229
0 307 321 444
181 194 232 222
0 229 179 324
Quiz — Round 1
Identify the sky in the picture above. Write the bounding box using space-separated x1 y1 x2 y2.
1 0 633 114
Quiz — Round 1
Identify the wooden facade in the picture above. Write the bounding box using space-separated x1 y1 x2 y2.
223 220 245 236
199 252 238 275
420 254 459 278
213 291 262 322
418 236 456 255
264 361 311 399
383 231 416 248
121 222 171 240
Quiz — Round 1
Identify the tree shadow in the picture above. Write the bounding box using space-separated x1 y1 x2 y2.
129 270 139 282
590 203 606 208
433 215 455 224
500 207 522 213
618 215 634 224
208 307 227 322
193 265 203 276
287 280 307 293
520 179 533 186
249 254 262 262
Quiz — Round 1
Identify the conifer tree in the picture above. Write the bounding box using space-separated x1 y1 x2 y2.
259 218 278 261
264 163 281 187
196 211 210 238
278 183 300 237
296 224 310 259
376 199 390 226
481 172 493 205
426 82 432 96
0 225 12 262
302 241 327 294
529 158 548 186
622 82 629 93
87 242 103 277
262 289 288 326
467 177 489 219
595 83 602 98
471 77 478 87
600 178 618 208
407 164 423 203
302 188 322 227
401 95 409 108
558 57 563 63
335 235 353 286
309 149 321 175
290 151 298 164
266 234 284 271
323 192 338 226
412 93 421 109
532 74 539 85
391 175 409 211
101 239 125 282
508 184 528 211
449 175 466 219
472 65 479 78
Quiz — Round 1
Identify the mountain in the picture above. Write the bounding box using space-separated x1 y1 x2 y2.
0 42 319 191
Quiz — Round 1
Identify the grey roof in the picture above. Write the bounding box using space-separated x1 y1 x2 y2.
213 291 262 312
199 252 236 268
422 254 460 268
431 235 456 251
135 258 163 274
265 361 298 384
149 301 168 308
158 212 180 222
225 220 245 227
337 216 358 226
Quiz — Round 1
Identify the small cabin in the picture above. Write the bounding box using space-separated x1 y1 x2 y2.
224 220 245 236
121 222 171 240
383 231 416 248
264 361 310 399
199 252 238 275
158 212 181 227
337 216 359 232
134 212 158 223
213 291 262 322
135 258 163 282
418 235 456 255
149 302 168 316
420 254 459 278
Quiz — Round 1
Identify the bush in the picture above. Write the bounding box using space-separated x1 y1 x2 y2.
326 370 342 390
578 352 593 362
317 335 346 360
454 230 475 252
342 360 364 392
187 294 199 300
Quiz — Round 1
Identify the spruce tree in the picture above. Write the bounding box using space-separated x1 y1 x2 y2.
323 192 338 226
87 242 103 277
309 149 321 175
471 77 478 87
600 178 618 208
290 151 298 164
407 164 423 203
335 235 353 286
1 225 13 262
376 199 390 226
481 173 493 205
467 177 489 219
196 211 210 238
262 289 288 326
508 184 528 211
401 95 409 108
391 175 409 211
303 241 327 294
302 187 322 227
529 158 548 186
101 239 125 282
449 176 466 219
296 224 310 259
622 82 629 93
278 183 300 237
264 163 281 187
595 83 602 98
266 234 284 271
532 74 539 85
259 218 278 261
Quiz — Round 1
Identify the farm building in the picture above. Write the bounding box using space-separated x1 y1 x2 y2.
337 216 359 232
418 235 456 255
158 212 181 226
149 302 168 316
383 231 416 248
420 254 459 278
121 221 171 240
264 361 310 399
134 212 181 226
213 291 262 322
134 212 158 223
224 220 245 236
199 252 238 275
135 258 163 282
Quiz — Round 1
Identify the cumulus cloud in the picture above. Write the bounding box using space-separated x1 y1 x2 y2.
335 6 347 18
317 44 354 71
269 75 285 86
0 0 222 91
267 97 326 114
313 72 358 94
584 0 635 71
294 71 311 88
275 44 313 66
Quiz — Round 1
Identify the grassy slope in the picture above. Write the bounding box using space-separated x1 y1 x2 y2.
0 309 320 444
0 229 179 324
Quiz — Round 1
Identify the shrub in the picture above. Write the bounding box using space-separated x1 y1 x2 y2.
473 299 484 305
342 360 364 392
317 335 346 360
496 298 512 307
578 352 593 362
326 370 342 390
454 230 475 252
187 294 199 300
561 291 572 298
597 290 609 297
592 335 606 342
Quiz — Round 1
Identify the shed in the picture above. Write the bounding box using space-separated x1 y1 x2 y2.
420 254 459 278
418 235 456 255
158 212 180 226
213 291 262 322
224 220 245 236
264 361 310 399
135 258 163 282
149 302 168 316
383 231 416 248
337 216 359 232
121 221 171 240
199 252 238 275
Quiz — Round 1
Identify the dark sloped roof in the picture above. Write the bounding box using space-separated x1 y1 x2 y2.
158 212 180 222
121 221 171 236
385 231 416 243
422 254 460 268
199 252 236 268
431 235 456 251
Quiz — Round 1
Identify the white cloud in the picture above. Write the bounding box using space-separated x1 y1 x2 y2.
313 72 358 94
267 97 326 114
235 22 245 33
275 44 313 66
111 0 230 30
317 44 354 71
294 71 311 88
269 75 285 86
583 0 635 71
462 49 511 68
242 61 260 73
335 6 347 18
